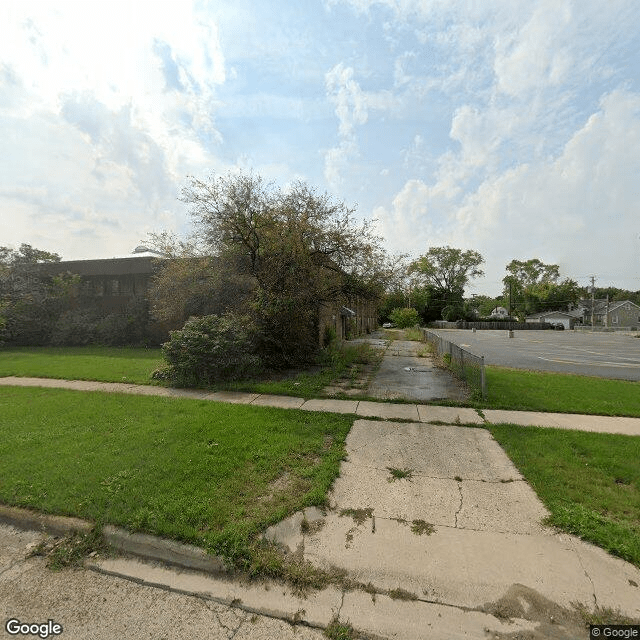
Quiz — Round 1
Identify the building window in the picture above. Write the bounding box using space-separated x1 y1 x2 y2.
612 315 618 324
111 279 120 295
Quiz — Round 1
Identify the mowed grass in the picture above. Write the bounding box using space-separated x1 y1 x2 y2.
0 386 353 567
0 346 163 385
484 366 640 417
488 424 640 568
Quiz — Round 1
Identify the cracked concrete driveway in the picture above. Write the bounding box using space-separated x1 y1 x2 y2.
359 333 468 402
267 419 640 639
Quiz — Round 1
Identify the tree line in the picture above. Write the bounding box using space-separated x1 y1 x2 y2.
2 171 639 360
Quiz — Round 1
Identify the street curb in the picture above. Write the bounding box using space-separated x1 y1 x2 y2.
0 504 91 537
0 504 230 575
102 525 230 574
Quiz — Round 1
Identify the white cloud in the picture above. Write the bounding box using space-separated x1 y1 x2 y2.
381 88 640 293
0 0 228 259
324 62 396 187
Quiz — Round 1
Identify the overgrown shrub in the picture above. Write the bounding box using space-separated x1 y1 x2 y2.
49 300 153 346
323 325 337 347
253 290 319 368
389 307 420 328
51 310 98 345
161 313 262 386
442 304 464 322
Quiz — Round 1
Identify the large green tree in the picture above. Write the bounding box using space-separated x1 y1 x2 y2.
408 247 484 319
0 244 76 345
503 258 579 317
151 171 390 366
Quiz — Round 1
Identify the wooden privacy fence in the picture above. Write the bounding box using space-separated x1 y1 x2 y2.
421 329 487 400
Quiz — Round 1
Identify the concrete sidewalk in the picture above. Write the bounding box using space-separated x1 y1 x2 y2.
2 375 640 435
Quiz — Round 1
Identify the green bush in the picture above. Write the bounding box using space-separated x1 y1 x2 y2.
49 300 152 347
389 307 420 328
441 304 464 321
162 313 262 386
323 325 337 347
51 310 98 346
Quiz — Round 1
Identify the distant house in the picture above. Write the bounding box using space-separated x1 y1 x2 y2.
577 299 640 329
490 306 509 318
605 300 640 329
525 310 577 330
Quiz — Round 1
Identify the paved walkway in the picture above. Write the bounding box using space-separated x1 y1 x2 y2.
367 339 467 403
1 375 640 435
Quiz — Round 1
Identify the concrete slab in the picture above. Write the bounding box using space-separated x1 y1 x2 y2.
345 420 522 482
538 413 640 436
567 536 640 617
300 398 359 414
207 390 261 404
303 516 596 611
340 590 537 640
329 463 460 526
368 354 467 402
417 404 483 424
356 401 420 421
0 523 327 640
457 480 549 534
250 394 306 409
262 507 325 555
483 409 640 435
89 556 342 629
0 524 41 573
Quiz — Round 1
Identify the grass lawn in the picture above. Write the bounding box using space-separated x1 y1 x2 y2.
0 346 163 385
488 424 640 568
483 366 640 417
0 386 353 569
0 342 383 399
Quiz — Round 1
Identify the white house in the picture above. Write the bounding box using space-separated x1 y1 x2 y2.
490 306 509 318
525 310 578 330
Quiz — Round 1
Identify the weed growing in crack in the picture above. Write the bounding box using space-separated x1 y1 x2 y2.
411 520 435 536
324 616 359 640
28 527 107 570
572 602 639 626
454 475 463 482
291 609 306 624
339 507 373 525
387 467 413 482
388 587 419 601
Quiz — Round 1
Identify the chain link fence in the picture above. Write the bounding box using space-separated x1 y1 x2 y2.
421 329 486 399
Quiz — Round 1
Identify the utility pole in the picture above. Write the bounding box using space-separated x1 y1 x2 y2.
590 276 596 331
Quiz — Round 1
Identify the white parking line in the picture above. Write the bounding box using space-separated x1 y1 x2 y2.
537 356 640 368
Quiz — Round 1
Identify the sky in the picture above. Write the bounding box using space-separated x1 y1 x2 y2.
2 0 640 296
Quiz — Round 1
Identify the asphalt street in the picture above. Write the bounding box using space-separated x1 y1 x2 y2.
430 329 640 381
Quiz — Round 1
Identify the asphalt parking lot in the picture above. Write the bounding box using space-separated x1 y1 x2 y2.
431 329 640 381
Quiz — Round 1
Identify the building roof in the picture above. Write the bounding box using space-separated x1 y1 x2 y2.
608 300 640 313
37 255 162 277
526 310 575 320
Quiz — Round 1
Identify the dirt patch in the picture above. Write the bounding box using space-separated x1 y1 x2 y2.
257 472 295 503
481 583 639 639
